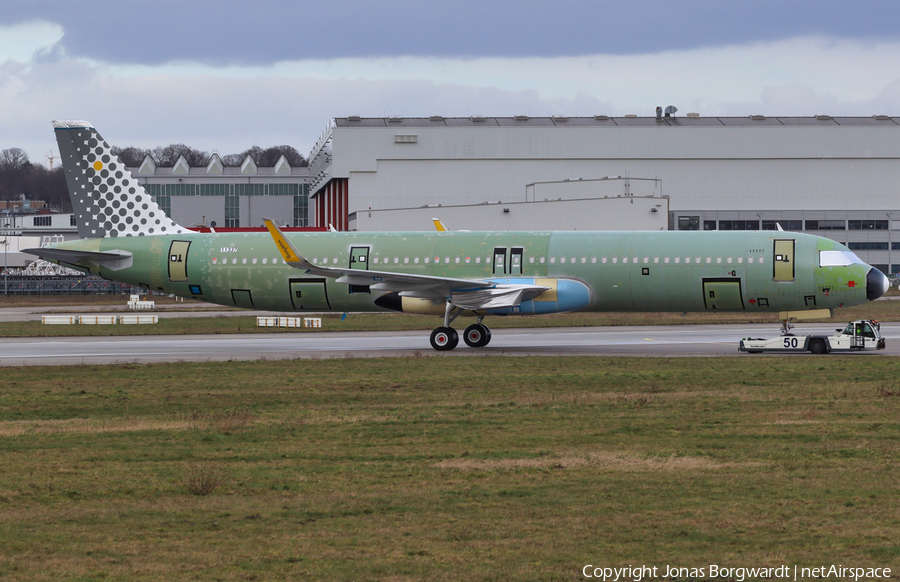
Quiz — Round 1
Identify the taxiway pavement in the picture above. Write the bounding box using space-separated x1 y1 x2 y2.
1 322 898 366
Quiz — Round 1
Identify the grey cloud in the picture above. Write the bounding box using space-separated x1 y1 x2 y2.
3 0 900 66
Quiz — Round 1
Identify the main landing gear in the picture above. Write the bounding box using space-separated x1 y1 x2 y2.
429 303 492 351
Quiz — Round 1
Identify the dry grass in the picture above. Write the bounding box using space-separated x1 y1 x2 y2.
0 356 897 579
435 451 755 472
180 463 227 496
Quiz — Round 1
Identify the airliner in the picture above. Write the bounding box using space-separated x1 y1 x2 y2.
26 121 889 351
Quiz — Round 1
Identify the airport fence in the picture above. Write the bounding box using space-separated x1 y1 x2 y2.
1 276 145 296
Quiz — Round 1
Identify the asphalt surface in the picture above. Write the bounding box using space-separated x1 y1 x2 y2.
1 322 898 366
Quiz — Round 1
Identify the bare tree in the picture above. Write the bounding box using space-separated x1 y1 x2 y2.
150 144 209 167
222 145 307 167
0 148 30 170
111 146 151 167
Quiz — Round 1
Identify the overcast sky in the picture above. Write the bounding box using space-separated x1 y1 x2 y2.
3 0 900 165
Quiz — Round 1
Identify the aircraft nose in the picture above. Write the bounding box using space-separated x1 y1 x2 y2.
866 267 890 301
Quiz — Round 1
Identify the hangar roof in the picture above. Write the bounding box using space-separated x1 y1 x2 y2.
334 115 899 127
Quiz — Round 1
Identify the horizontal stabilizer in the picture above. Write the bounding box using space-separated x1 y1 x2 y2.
23 247 134 270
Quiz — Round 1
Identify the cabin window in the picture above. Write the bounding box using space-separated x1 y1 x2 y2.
539 257 545 264
425 257 430 264
528 256 534 264
674 256 680 263
404 257 409 264
601 256 607 263
262 257 268 264
684 257 690 264
632 256 638 264
414 257 419 264
653 256 659 263
231 258 237 265
664 256 669 263
759 256 765 263
465 257 470 263
726 256 732 263
716 256 721 263
581 257 586 264
550 257 556 264
455 257 460 264
737 256 743 263
705 256 711 264
241 258 247 265
695 256 701 264
476 257 481 264
748 257 754 263
612 256 618 264
560 257 566 264
643 256 649 264
591 257 597 263
394 257 400 264
252 258 257 264
621 257 628 264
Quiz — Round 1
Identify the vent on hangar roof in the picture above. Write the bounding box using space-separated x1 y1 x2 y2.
874 115 891 121
514 114 529 121
594 115 609 120
751 115 766 120
388 116 402 122
470 115 486 122
347 115 361 122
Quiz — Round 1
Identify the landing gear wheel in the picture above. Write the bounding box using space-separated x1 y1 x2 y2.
464 323 492 348
430 327 459 351
808 338 827 355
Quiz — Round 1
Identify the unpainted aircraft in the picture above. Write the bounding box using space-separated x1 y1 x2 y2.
26 121 890 350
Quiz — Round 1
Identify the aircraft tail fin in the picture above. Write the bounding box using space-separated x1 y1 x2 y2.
52 120 187 238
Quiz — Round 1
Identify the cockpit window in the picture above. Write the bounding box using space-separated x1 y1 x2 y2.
819 250 866 267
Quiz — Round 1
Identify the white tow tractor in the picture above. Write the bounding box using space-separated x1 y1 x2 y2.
740 319 886 354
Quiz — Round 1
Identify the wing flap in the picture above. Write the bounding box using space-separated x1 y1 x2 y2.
451 285 549 310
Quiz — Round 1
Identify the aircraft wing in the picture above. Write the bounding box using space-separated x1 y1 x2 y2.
263 218 548 308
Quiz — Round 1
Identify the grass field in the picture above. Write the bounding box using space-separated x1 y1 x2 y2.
1 357 898 580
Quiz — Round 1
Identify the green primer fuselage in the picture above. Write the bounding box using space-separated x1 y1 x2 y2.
56 229 869 315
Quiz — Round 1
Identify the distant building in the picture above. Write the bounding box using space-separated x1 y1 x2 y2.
0 194 48 213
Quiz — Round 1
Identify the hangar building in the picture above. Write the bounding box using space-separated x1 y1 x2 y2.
129 152 311 229
306 114 900 274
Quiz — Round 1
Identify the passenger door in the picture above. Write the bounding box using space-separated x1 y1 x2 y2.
168 241 191 282
348 246 370 294
773 239 795 282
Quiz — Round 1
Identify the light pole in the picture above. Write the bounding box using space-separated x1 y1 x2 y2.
2 220 8 296
888 212 894 279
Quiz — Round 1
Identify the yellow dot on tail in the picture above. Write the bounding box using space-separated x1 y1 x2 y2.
93 161 103 171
